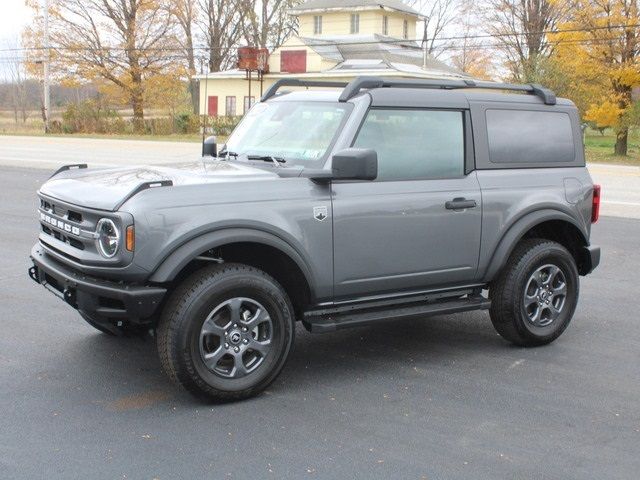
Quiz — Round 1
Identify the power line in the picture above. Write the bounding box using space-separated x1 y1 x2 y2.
2 22 639 54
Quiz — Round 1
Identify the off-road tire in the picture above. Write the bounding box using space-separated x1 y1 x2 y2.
489 239 579 347
156 263 295 402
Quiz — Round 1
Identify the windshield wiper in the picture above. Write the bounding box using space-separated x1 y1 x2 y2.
247 155 287 167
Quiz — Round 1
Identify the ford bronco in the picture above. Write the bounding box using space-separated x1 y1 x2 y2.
29 76 601 401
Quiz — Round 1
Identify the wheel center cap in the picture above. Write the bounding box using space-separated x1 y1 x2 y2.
228 330 242 345
540 291 549 300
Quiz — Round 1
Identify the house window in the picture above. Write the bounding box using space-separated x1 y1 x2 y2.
313 15 322 34
225 96 236 117
350 14 360 34
382 16 389 35
243 96 255 114
403 19 408 39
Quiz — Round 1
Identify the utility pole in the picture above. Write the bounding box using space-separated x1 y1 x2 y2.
43 0 50 133
422 20 428 70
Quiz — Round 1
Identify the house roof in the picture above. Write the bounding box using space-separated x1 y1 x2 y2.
290 0 424 18
298 34 465 77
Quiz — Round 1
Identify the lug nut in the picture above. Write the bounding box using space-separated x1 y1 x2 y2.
234 346 240 353
224 343 229 349
233 324 238 328
243 339 249 344
242 327 248 332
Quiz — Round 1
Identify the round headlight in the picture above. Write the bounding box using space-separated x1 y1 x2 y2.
96 218 120 258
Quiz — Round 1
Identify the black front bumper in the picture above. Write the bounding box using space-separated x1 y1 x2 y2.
29 244 166 324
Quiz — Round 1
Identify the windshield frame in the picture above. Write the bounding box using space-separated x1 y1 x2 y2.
222 100 354 168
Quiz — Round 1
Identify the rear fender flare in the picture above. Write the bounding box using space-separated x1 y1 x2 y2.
482 209 588 282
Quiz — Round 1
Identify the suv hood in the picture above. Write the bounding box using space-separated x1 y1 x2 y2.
39 160 282 211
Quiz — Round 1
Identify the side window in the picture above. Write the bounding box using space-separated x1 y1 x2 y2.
353 109 465 181
486 109 575 164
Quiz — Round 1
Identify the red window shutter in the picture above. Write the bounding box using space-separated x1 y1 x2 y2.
281 50 307 73
207 96 218 117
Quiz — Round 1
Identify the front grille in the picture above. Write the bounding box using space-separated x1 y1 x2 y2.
37 193 103 261
36 192 133 268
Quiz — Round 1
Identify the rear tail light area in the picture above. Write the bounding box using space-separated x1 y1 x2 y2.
591 184 601 223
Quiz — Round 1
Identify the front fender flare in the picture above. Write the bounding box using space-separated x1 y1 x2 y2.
482 209 588 282
148 228 316 291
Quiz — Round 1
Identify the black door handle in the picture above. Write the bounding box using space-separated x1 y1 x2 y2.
445 198 477 210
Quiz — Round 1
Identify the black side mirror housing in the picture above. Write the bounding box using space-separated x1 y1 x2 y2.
202 135 217 157
330 148 378 181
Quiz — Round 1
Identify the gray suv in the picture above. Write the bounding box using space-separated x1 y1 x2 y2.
29 76 601 402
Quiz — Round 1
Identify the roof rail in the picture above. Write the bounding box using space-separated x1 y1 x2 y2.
261 79 349 102
337 76 556 105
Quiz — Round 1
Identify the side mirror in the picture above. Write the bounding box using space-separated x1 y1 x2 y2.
202 135 217 157
331 148 378 181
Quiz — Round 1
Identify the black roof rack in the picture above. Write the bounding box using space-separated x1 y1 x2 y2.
261 76 556 105
338 76 556 105
261 79 349 102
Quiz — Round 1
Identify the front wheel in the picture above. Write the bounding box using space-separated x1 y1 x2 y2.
489 239 579 347
156 263 295 402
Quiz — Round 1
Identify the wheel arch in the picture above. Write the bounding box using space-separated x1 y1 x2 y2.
149 228 316 315
483 209 590 282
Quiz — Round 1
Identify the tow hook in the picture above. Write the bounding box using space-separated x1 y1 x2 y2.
28 266 39 284
63 288 77 308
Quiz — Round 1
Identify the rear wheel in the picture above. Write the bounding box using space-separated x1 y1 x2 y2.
156 263 294 402
489 239 579 346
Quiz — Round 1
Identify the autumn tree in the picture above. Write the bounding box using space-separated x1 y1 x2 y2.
557 0 640 155
484 0 567 82
26 0 181 131
449 1 496 79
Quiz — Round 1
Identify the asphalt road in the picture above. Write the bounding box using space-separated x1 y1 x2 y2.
1 134 639 219
1 163 639 479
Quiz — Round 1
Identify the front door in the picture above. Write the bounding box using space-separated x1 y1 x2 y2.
331 108 481 300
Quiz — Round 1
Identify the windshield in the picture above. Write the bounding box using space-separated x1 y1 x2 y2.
223 101 352 166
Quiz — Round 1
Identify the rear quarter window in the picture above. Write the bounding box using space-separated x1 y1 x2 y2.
486 109 575 164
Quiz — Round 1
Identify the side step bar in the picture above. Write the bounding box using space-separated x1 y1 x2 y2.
303 295 491 333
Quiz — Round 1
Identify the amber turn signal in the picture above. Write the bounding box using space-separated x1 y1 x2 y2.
125 225 135 252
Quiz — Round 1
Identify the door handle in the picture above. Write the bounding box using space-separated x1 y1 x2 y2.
445 198 477 210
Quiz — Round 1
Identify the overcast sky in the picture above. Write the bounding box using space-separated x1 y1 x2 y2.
1 0 32 45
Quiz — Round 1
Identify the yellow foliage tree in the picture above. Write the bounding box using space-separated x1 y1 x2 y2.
549 0 640 155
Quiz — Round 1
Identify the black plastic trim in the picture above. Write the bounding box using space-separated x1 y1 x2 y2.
49 164 87 179
261 79 349 102
30 244 166 322
338 76 556 105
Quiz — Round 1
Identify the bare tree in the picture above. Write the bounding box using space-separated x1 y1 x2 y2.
239 0 301 51
484 0 566 82
170 0 199 113
410 0 460 57
197 0 244 72
36 0 179 130
2 40 29 123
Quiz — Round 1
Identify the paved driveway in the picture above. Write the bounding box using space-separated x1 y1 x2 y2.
1 162 639 479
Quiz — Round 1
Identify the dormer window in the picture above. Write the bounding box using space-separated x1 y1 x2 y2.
350 14 360 34
313 15 322 35
403 19 408 39
382 15 389 35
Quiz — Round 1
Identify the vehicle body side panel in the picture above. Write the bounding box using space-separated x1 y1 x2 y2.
123 177 335 302
475 167 594 282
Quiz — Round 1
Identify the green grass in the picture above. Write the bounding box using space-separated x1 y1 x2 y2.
584 130 640 166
